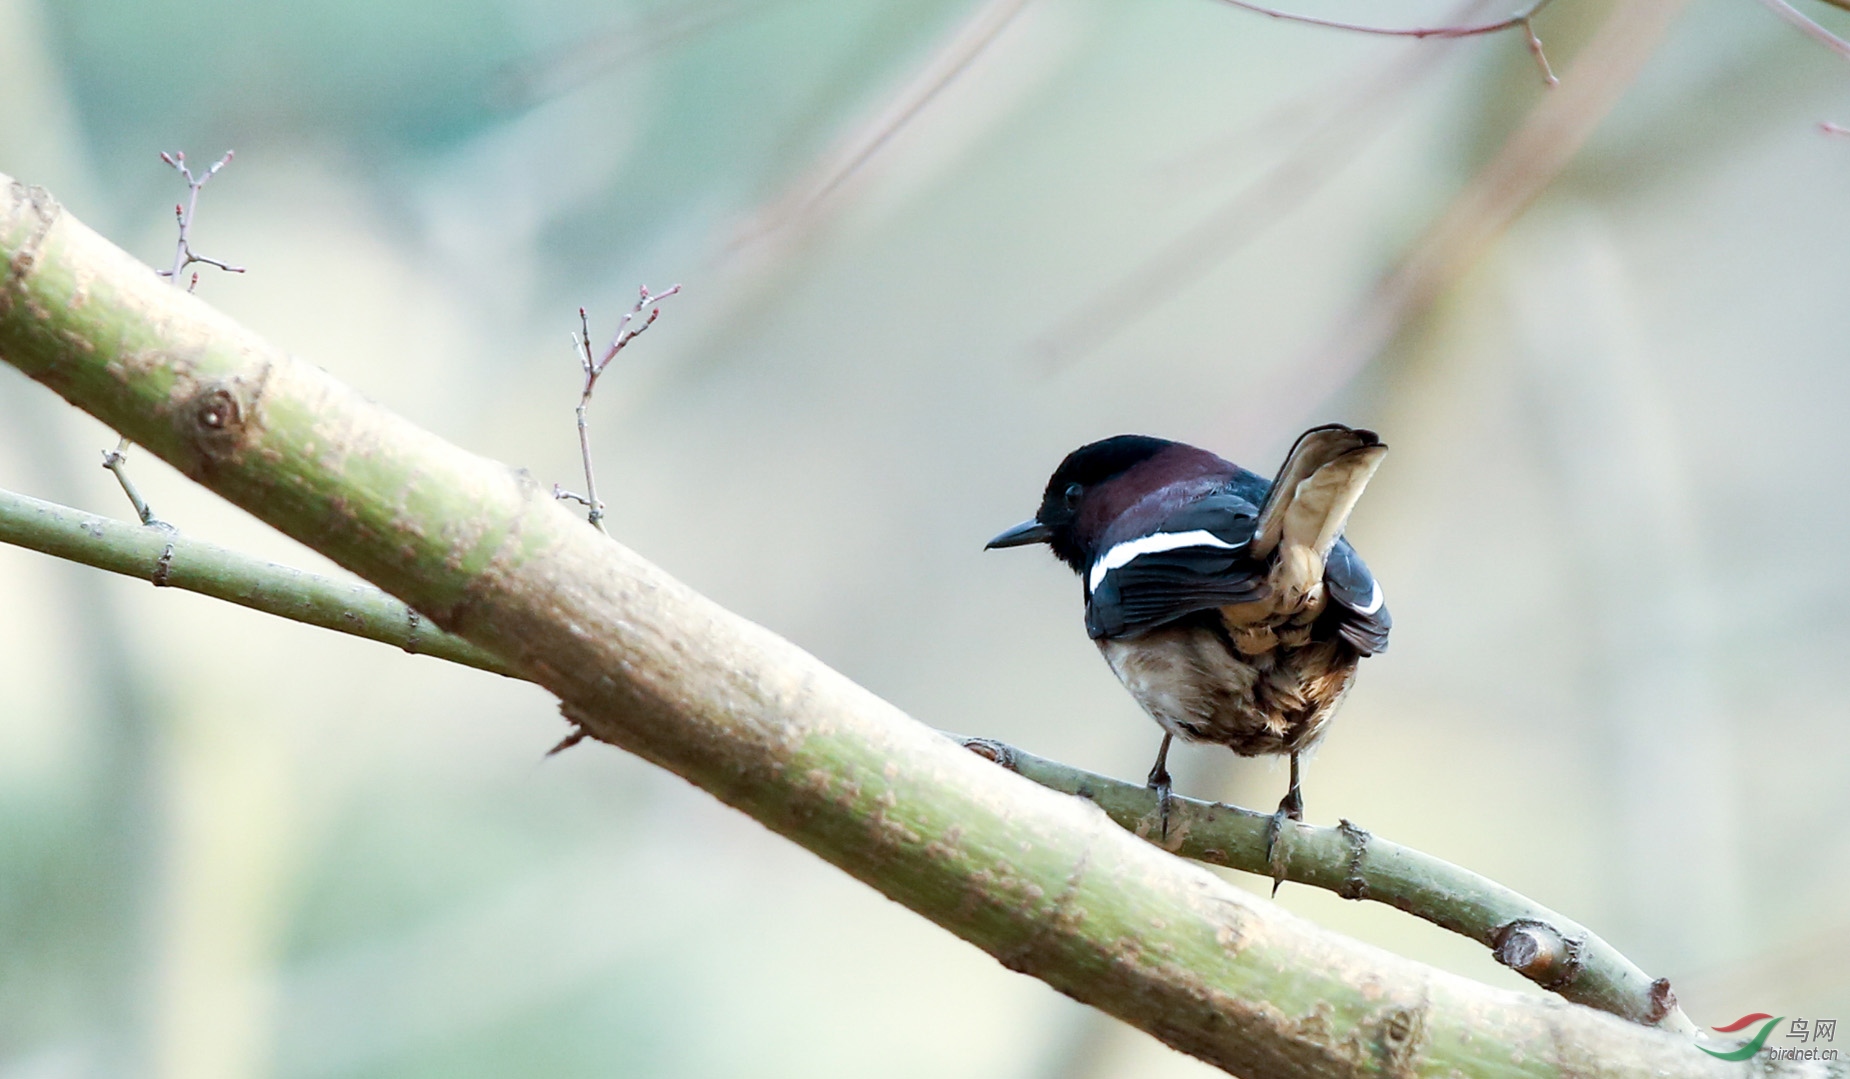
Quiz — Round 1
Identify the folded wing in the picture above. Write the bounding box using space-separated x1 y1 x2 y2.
1084 493 1267 639
1083 467 1392 653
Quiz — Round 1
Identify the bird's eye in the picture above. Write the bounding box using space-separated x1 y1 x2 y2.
1063 483 1083 506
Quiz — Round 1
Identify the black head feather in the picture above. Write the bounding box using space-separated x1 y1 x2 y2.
1026 436 1176 567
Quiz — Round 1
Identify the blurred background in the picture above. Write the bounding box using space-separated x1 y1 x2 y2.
2 0 1848 1074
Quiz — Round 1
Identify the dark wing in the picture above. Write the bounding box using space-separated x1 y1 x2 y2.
1084 493 1268 640
1323 538 1390 655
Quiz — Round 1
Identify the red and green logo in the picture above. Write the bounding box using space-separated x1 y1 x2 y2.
1701 1014 1783 1060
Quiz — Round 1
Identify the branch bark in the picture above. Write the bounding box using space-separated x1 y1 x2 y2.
0 480 1690 1028
0 486 514 677
957 738 1690 1031
0 174 1803 1078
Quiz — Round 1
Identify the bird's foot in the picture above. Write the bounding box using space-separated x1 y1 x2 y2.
1146 770 1174 842
1143 732 1177 842
1264 788 1304 896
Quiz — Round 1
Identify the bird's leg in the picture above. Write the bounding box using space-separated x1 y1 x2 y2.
1265 751 1305 896
1145 732 1175 841
1279 750 1304 821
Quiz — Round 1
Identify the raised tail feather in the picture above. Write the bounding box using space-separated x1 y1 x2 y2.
1251 425 1386 612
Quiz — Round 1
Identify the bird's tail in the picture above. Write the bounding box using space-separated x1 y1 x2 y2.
1250 425 1387 607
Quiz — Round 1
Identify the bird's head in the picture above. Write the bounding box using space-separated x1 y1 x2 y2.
987 434 1219 571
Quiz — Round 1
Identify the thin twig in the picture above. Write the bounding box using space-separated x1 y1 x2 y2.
157 150 245 289
1753 0 1850 59
0 486 516 678
1524 17 1560 85
100 438 162 527
559 285 682 533
736 0 1035 248
493 0 775 109
105 151 247 526
1231 0 1690 453
1038 0 1491 369
1205 0 1556 39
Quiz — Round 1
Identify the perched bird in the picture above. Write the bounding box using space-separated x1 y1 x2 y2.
986 425 1390 865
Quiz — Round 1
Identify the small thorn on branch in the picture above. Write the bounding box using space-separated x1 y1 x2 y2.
1822 121 1850 137
546 726 591 756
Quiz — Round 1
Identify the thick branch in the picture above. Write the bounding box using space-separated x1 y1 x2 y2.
958 737 1691 1031
0 487 514 677
0 479 1687 1029
0 175 1798 1078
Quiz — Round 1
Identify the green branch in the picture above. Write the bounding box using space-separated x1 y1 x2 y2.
2 174 1776 1078
0 487 515 677
957 737 1690 1031
0 482 1692 1029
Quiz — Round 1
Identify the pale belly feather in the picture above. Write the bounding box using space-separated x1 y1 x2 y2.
1096 619 1358 757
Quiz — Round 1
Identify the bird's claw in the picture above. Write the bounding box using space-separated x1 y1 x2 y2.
1265 788 1304 896
1148 774 1173 842
1143 735 1178 842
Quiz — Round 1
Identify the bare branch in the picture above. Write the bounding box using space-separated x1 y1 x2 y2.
561 285 682 533
0 477 1701 1033
1753 0 1850 60
956 736 1695 1031
1244 0 1689 448
0 486 514 678
8 172 1813 1079
1525 17 1560 85
100 438 162 527
107 151 248 525
1205 0 1555 39
1037 1 1487 369
156 149 245 285
732 0 1035 247
493 0 772 109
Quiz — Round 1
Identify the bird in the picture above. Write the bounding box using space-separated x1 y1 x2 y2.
986 425 1390 879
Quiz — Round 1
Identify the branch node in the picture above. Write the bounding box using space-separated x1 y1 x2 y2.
1492 919 1581 987
1336 818 1370 899
151 542 176 587
1646 977 1678 1024
186 382 252 461
404 608 422 654
959 736 1018 771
